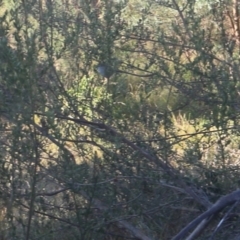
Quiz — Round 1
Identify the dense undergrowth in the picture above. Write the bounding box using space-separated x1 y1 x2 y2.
0 0 240 239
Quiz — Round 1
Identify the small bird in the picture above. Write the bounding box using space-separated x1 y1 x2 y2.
96 59 155 79
96 63 115 79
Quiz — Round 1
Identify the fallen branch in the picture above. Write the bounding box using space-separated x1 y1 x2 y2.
172 189 240 240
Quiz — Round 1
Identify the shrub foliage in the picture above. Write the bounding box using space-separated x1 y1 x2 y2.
0 0 240 239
